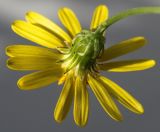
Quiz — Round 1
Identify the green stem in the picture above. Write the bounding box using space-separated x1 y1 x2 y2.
96 7 160 34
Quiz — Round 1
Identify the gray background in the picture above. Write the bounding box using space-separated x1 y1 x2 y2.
0 0 160 131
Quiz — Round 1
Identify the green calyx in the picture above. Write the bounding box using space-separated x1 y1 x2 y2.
62 30 105 74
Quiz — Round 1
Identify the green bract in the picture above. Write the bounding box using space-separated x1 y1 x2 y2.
61 30 105 75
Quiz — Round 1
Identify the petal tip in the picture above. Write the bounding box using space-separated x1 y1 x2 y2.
111 111 123 122
5 46 11 56
54 113 63 124
136 104 144 115
58 7 67 13
115 116 123 122
54 107 66 124
11 20 22 26
97 4 109 9
146 59 156 69
6 59 15 70
138 36 148 45
11 22 16 30
74 120 87 127
17 78 31 91
11 20 24 32
151 60 156 67
17 79 25 90
25 10 34 15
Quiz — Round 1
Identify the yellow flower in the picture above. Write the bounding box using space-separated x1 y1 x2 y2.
6 5 159 127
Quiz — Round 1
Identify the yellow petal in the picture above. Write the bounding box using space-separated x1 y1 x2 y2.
99 76 144 114
99 59 156 72
54 74 74 123
18 68 63 90
88 74 123 121
12 20 64 49
6 45 62 58
25 11 72 43
74 76 89 127
58 73 67 85
7 56 60 70
58 7 81 37
90 5 109 30
98 37 147 62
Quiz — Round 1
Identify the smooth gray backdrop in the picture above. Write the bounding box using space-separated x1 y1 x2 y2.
0 0 160 132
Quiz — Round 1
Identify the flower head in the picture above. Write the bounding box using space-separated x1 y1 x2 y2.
6 5 160 127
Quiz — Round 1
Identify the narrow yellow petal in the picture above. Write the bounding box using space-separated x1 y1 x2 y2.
7 56 60 71
25 11 72 43
18 68 63 90
88 74 123 121
12 20 65 49
58 7 81 37
99 59 156 72
74 76 89 127
58 74 67 85
99 76 144 114
90 5 109 30
6 45 62 58
98 37 147 62
54 74 74 123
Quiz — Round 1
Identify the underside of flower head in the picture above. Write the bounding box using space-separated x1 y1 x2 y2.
6 4 160 127
58 30 105 75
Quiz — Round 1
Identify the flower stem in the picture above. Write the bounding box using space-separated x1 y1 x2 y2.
96 7 160 34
